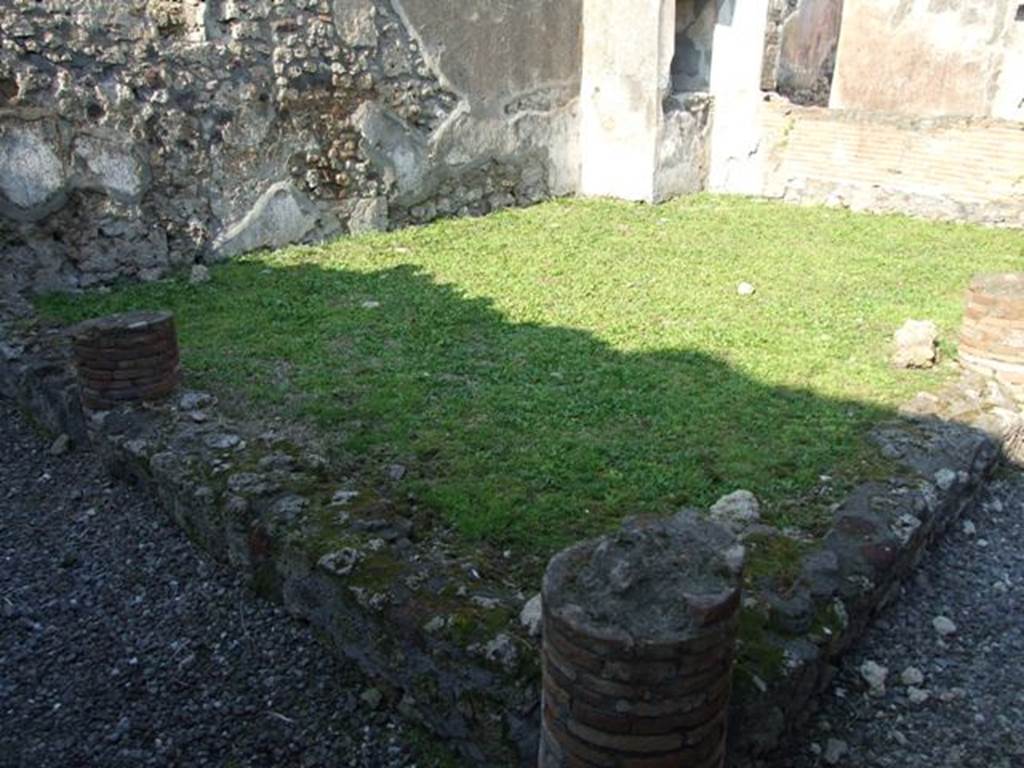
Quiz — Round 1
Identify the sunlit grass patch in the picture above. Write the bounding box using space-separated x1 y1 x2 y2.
39 195 1024 558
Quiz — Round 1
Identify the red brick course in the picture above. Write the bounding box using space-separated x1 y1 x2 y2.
960 274 1024 392
539 517 742 767
69 311 181 410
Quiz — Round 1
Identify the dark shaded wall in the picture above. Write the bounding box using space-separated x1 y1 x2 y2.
762 0 845 105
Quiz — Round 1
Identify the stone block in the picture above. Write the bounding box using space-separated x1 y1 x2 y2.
892 319 939 369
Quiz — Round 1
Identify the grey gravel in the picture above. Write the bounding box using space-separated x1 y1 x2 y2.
0 399 446 768
778 470 1024 768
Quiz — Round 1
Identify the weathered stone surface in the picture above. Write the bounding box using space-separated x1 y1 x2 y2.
353 103 428 201
396 0 581 115
347 196 389 235
71 134 147 204
333 0 377 47
762 0 844 106
830 0 1022 121
656 93 713 200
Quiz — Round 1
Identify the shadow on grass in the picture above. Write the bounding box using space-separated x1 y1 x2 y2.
41 258 902 560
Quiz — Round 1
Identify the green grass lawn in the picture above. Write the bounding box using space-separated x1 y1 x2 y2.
39 195 1024 558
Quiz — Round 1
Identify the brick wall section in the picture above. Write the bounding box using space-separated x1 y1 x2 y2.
70 311 180 410
756 101 1024 227
539 513 743 768
960 273 1024 390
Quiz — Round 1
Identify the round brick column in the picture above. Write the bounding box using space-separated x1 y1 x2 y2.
69 310 181 410
959 273 1024 393
539 511 744 768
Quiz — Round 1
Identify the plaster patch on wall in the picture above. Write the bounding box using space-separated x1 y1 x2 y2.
213 181 319 258
353 101 429 200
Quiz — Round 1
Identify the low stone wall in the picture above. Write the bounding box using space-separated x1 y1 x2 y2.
0 315 1010 766
747 100 1024 227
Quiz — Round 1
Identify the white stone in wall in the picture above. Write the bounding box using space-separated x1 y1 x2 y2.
0 121 65 212
72 135 147 203
333 0 377 47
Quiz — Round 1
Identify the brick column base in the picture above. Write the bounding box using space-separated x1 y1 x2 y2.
960 272 1024 392
70 310 181 411
539 511 745 768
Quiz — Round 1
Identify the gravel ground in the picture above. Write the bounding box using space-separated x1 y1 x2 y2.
777 469 1024 768
0 398 444 768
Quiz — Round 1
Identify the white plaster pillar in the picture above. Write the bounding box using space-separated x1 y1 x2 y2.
578 0 675 202
990 5 1024 123
706 0 770 194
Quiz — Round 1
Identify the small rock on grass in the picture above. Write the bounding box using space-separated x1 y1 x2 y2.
892 319 939 369
189 264 211 285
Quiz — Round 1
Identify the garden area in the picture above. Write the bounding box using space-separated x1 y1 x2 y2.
40 195 1024 566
